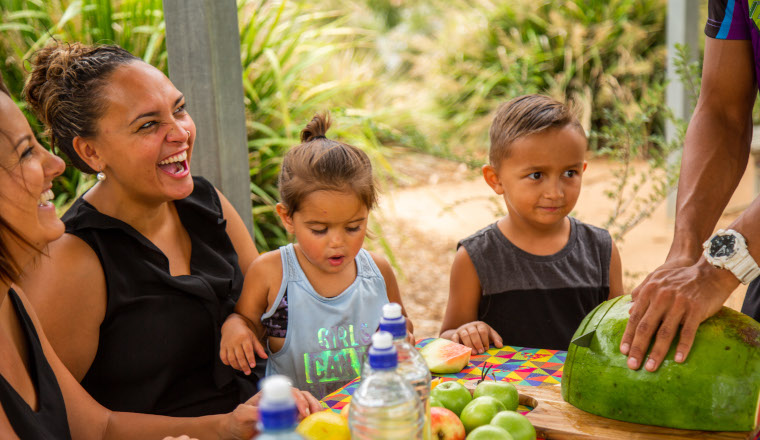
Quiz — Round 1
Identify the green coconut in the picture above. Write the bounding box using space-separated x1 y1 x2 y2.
561 295 760 431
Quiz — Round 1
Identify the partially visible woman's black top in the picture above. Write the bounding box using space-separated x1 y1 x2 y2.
62 176 255 416
0 288 72 439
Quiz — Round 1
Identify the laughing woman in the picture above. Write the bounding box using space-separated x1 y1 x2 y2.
19 42 319 418
0 71 266 439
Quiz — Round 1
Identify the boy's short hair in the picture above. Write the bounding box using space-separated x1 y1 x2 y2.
489 94 585 166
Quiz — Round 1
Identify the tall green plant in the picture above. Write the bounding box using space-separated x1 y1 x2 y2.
444 0 666 152
599 45 701 241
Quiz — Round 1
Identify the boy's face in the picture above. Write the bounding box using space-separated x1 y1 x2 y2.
483 124 587 230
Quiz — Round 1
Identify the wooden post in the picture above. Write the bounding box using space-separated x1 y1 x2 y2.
163 0 253 234
665 0 700 218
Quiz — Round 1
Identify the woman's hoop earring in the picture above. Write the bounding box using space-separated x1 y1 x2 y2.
186 130 191 137
96 171 106 181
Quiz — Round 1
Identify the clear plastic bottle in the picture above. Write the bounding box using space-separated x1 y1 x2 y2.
349 331 424 440
255 375 305 440
375 303 432 439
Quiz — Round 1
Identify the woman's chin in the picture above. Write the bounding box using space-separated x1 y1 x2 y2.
165 174 194 201
41 220 66 244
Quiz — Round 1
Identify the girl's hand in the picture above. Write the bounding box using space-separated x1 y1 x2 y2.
406 331 417 347
162 437 198 440
220 313 267 375
451 321 503 355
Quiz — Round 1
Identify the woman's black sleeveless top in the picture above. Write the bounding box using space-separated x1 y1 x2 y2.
0 288 72 439
62 176 254 416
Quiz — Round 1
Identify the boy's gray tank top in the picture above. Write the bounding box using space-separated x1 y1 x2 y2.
459 217 611 350
263 243 389 399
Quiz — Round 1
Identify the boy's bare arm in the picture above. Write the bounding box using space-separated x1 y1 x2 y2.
440 247 502 354
608 240 624 298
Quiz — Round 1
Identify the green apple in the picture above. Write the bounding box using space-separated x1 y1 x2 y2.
473 381 519 411
429 395 444 408
490 411 536 440
465 425 513 440
459 396 506 433
430 381 472 416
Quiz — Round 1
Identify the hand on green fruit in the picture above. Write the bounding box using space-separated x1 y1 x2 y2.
430 381 472 417
459 396 506 433
474 381 519 411
490 411 536 440
465 424 513 440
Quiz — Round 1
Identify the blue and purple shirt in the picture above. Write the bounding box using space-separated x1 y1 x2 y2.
706 0 760 87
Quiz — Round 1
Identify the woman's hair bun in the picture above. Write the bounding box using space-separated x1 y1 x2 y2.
23 43 139 174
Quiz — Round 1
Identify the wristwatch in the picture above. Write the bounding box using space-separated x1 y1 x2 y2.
703 229 760 285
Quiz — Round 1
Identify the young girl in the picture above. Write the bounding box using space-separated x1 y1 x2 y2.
220 113 412 399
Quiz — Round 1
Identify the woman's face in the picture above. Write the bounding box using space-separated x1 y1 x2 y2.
0 92 66 255
84 62 196 203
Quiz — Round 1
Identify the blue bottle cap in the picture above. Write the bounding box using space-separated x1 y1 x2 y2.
258 375 298 431
368 331 398 369
378 303 407 339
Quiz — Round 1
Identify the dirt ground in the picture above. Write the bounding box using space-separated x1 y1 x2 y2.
372 151 758 339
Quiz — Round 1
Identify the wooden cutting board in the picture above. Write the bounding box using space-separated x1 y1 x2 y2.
515 384 760 440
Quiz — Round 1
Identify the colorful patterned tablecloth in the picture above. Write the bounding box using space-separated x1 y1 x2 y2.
321 338 566 413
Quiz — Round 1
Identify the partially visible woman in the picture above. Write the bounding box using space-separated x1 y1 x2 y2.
18 43 316 417
0 71 261 439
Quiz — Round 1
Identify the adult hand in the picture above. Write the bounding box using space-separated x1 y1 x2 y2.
220 393 261 440
246 387 324 420
451 321 503 355
220 313 267 375
620 258 738 372
292 388 323 419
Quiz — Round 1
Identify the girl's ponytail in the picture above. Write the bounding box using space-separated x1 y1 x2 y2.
300 113 331 143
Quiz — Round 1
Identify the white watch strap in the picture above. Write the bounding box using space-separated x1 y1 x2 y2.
726 250 760 285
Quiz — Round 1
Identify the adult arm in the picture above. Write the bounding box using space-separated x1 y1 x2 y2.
21 234 106 381
12 287 258 440
215 188 258 275
439 246 502 354
620 37 758 371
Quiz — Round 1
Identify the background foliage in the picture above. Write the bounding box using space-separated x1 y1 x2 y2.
0 0 689 249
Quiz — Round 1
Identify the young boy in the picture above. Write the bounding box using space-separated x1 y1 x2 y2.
439 94 623 353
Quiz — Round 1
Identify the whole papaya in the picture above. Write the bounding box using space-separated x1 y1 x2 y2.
562 295 760 431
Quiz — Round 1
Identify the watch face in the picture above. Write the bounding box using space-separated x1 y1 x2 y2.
710 234 736 258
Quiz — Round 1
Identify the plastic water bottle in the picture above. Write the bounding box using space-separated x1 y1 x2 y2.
377 303 432 440
349 331 424 439
256 375 305 439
